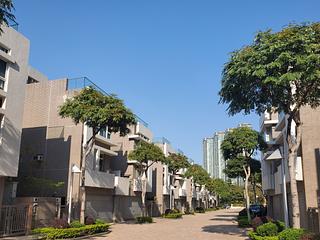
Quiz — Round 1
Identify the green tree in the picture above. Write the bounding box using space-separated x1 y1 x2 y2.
166 153 191 175
221 127 266 222
219 23 320 227
185 164 210 186
128 141 166 216
59 87 136 223
0 0 15 33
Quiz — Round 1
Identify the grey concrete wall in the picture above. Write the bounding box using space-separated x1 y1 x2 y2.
114 195 143 221
0 26 30 177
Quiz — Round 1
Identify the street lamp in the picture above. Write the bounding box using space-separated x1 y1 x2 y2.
68 164 81 224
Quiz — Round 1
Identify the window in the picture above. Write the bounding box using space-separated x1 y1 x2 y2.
27 76 39 84
0 59 6 79
99 154 109 172
99 126 111 139
0 45 9 54
0 79 4 90
0 97 4 108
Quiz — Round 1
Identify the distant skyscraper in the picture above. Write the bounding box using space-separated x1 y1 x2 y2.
203 137 214 177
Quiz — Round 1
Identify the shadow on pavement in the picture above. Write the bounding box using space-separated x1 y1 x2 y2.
202 224 247 237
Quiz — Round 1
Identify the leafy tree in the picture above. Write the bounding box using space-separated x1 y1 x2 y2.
59 87 136 223
128 141 166 216
185 164 210 186
221 127 266 222
219 23 320 227
0 0 15 33
166 153 191 175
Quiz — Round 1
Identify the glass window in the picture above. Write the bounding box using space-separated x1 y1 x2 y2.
0 79 4 90
0 59 6 78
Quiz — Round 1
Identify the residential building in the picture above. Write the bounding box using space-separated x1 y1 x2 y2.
261 109 320 232
18 77 152 222
0 25 30 207
203 137 214 177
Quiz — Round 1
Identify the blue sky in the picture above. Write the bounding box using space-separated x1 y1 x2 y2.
14 0 320 164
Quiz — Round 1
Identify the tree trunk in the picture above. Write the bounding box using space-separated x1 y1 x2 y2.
287 115 302 228
244 165 251 222
79 145 87 224
141 171 147 217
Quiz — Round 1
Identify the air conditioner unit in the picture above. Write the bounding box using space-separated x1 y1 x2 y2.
34 154 44 162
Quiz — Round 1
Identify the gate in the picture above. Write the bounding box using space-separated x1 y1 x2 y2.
0 205 31 237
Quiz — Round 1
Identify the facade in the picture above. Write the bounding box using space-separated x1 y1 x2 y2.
0 25 30 207
203 132 226 180
261 109 320 232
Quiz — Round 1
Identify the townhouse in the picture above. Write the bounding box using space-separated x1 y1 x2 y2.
0 24 30 207
261 109 320 232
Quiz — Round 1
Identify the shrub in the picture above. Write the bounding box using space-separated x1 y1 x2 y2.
237 216 251 228
184 210 195 215
85 216 95 225
278 228 306 240
248 231 279 240
70 220 84 228
195 207 205 213
300 233 320 240
256 222 278 237
95 219 105 224
163 213 183 219
51 219 69 229
32 223 110 239
251 216 273 230
136 216 153 224
274 220 285 233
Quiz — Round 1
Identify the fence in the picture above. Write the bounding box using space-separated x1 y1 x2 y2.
0 205 31 237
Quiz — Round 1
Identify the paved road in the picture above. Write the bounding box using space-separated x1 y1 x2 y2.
94 208 248 240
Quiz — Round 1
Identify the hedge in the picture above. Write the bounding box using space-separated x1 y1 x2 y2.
248 231 279 240
256 222 278 237
278 228 306 240
136 216 153 224
163 213 183 219
32 223 110 239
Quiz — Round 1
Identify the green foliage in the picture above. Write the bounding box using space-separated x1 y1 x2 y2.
136 216 153 224
0 0 15 34
195 207 205 213
184 164 210 185
248 231 278 240
278 228 306 240
162 213 183 219
69 220 84 228
219 23 320 116
237 216 251 228
274 221 286 233
256 222 278 237
95 219 105 224
165 153 191 175
32 223 110 239
128 141 166 172
59 87 136 137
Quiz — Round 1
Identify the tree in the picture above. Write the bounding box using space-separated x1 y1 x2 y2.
0 0 15 33
219 23 320 227
185 164 210 186
59 87 136 223
128 141 166 216
221 127 266 222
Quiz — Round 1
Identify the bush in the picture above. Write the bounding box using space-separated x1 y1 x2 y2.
251 216 273 230
85 216 95 225
300 233 320 240
70 220 84 228
237 216 251 228
248 231 279 240
136 216 153 224
274 220 285 233
195 207 205 213
278 228 306 240
163 213 183 219
95 219 105 224
32 223 110 239
184 210 195 215
51 219 69 229
256 222 278 237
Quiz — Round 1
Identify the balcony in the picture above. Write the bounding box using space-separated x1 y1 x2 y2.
260 112 278 130
275 111 286 131
133 178 142 192
163 185 170 195
179 188 187 197
114 176 130 196
128 121 153 142
95 130 117 147
84 169 115 189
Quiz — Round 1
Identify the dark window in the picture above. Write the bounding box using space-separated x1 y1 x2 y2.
0 59 6 78
27 76 39 84
0 46 9 54
0 79 4 90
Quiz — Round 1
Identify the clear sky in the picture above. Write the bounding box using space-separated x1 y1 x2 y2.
14 0 320 164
